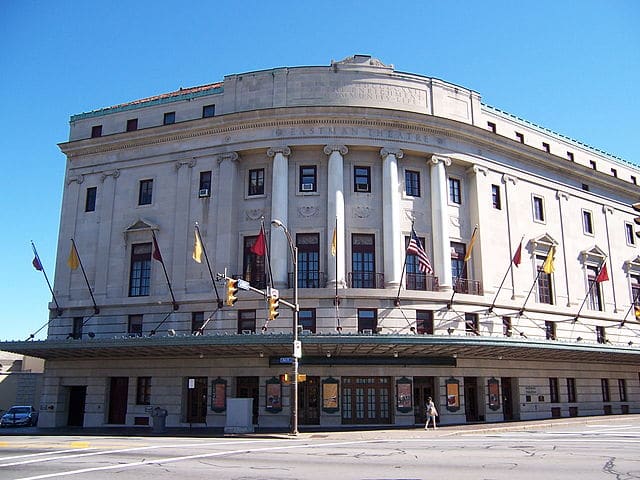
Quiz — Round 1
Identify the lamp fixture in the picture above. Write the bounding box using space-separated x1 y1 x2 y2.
167 329 176 336
393 352 399 358
326 351 332 358
628 341 633 346
447 327 454 335
259 352 264 358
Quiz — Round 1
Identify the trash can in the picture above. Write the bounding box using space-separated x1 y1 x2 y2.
151 407 168 433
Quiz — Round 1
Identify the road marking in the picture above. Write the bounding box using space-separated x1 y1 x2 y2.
68 442 90 448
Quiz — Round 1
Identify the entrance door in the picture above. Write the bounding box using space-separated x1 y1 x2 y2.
341 377 392 424
67 386 86 427
501 377 515 421
236 376 259 424
464 377 479 422
186 377 208 423
108 377 128 424
299 376 320 425
413 377 436 424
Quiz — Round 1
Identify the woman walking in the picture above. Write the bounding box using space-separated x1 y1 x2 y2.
424 396 438 430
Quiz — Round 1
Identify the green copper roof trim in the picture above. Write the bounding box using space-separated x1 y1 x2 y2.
70 86 224 122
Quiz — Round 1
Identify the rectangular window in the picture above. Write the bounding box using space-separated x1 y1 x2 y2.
567 151 574 161
126 118 138 132
248 168 265 196
487 121 496 133
631 275 640 307
405 170 420 197
297 233 320 288
136 377 151 405
449 177 461 204
354 166 371 193
416 310 434 335
601 378 610 402
631 175 637 185
502 317 512 337
300 166 317 192
191 312 204 335
238 310 256 334
128 314 143 336
163 112 175 125
567 378 577 403
357 309 377 333
72 317 83 340
405 234 431 291
491 184 501 210
627 223 637 246
299 308 316 333
465 313 479 335
611 168 618 178
536 254 554 305
199 171 211 197
582 210 594 235
129 243 152 296
450 242 466 284
533 195 545 222
91 125 102 138
85 186 97 212
545 321 556 340
138 179 153 205
590 160 597 170
618 379 627 402
243 236 266 289
596 326 606 344
351 234 376 288
202 104 215 118
542 142 550 153
588 266 604 311
582 183 590 191
515 132 525 143
549 378 559 403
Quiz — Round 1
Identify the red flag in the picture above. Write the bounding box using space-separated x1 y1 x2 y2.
152 235 163 262
596 263 609 283
32 255 43 271
512 241 522 267
250 226 266 256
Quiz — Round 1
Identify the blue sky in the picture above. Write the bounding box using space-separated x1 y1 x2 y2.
1 1 638 341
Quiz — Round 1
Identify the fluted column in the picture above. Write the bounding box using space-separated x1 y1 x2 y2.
430 155 453 291
325 145 348 289
381 148 403 288
215 152 239 275
267 146 291 289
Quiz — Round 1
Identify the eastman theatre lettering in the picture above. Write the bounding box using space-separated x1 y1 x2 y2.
277 126 435 145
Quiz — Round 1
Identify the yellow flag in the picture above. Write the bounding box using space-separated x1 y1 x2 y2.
192 229 203 263
331 228 337 257
67 243 79 270
542 246 555 274
463 227 478 262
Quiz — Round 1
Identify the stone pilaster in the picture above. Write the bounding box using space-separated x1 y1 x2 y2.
430 155 453 291
381 148 403 288
325 145 348 288
267 147 291 289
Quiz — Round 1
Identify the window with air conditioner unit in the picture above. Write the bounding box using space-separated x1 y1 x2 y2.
198 188 209 198
361 329 373 335
301 183 314 191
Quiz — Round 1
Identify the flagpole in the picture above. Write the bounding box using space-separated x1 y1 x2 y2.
573 261 608 323
151 231 178 311
194 223 222 308
448 226 478 310
489 235 525 313
395 220 414 307
334 217 341 331
519 245 554 315
261 218 275 289
620 288 640 327
31 241 63 316
70 239 99 314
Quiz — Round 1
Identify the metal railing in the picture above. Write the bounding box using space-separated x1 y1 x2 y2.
347 272 385 289
453 278 482 295
288 272 327 289
405 273 439 291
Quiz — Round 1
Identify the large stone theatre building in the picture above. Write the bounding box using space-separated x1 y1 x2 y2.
4 55 640 430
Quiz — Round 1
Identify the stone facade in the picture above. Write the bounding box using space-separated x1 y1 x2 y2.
3 55 639 430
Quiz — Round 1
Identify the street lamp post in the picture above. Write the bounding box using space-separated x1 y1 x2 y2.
271 219 299 436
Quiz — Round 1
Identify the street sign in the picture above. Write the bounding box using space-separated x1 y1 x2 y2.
293 340 302 358
279 357 293 364
237 279 250 291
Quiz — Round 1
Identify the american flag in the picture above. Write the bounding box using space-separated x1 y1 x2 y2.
407 228 433 274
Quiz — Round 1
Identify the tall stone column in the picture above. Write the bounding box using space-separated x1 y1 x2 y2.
267 147 291 289
172 158 196 295
325 145 348 289
94 169 119 301
381 148 403 288
467 165 488 292
430 155 453 291
215 152 239 276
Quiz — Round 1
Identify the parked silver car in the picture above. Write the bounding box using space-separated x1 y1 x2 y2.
0 406 38 427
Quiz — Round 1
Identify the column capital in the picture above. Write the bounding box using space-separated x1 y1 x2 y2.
175 158 197 171
469 165 488 176
100 169 120 183
67 174 84 185
502 174 518 185
216 151 239 165
430 154 451 167
380 148 403 160
556 190 570 201
267 146 291 158
324 145 348 156
603 205 614 215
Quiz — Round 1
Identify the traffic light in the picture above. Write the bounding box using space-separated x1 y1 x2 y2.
268 295 279 320
633 202 640 239
226 279 238 306
279 373 290 384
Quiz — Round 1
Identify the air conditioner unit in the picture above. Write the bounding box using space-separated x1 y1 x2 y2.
241 329 253 335
355 183 369 192
301 329 312 335
361 329 373 335
301 183 314 191
198 188 210 198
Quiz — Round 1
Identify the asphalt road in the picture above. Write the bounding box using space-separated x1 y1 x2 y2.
1 416 639 480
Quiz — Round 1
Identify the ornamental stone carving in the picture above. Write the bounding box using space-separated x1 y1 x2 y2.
67 174 84 185
175 158 197 171
100 169 120 182
470 165 488 176
324 145 349 156
430 154 451 167
380 148 404 160
353 205 371 219
297 205 319 218
502 174 518 185
267 146 291 157
245 209 265 220
216 151 239 164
